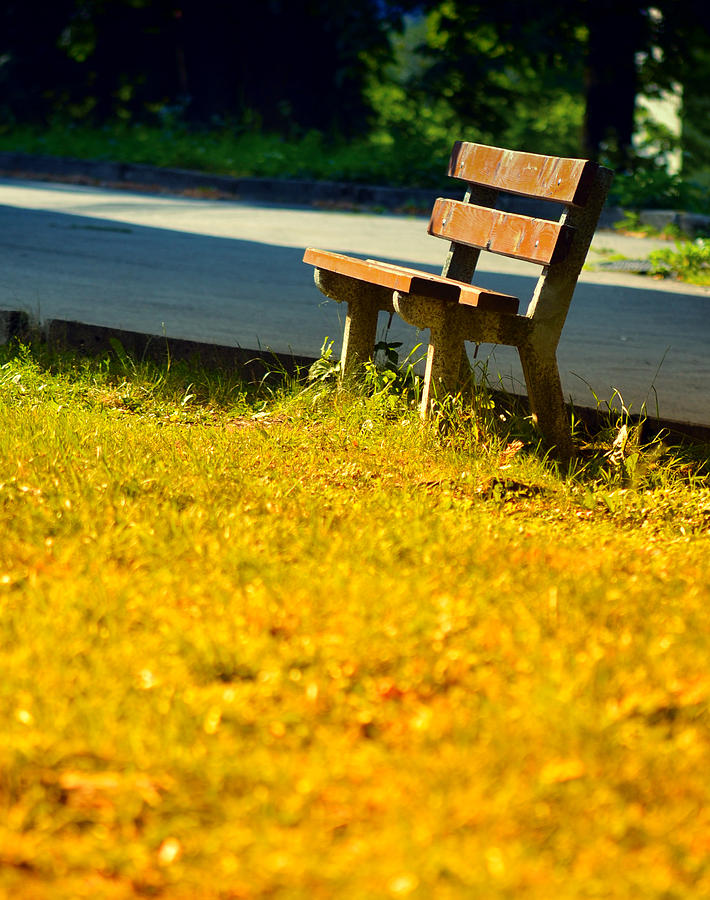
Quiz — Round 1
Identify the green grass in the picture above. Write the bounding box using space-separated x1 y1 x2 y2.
0 122 452 191
1 342 709 898
3 120 710 215
648 238 710 285
613 211 686 241
594 215 710 284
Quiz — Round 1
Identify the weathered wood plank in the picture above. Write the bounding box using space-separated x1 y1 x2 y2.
448 142 599 206
303 249 519 314
428 199 575 266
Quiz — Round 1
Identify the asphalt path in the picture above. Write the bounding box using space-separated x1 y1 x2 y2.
1 177 708 425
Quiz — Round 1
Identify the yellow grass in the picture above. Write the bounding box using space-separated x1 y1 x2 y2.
1 345 709 898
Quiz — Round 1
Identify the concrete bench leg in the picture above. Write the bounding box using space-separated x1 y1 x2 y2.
519 345 573 459
421 325 464 415
341 298 380 378
393 293 465 417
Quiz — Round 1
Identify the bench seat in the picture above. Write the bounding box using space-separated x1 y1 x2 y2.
303 249 519 314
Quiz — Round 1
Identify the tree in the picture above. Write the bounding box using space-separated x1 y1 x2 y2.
0 0 79 122
0 0 405 135
171 0 399 132
580 1 650 167
402 1 587 156
400 0 710 169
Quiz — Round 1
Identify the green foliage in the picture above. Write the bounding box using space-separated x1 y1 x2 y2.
0 121 455 189
364 338 424 402
3 0 710 212
5 115 709 212
612 211 683 240
365 7 585 160
608 163 708 212
0 0 398 134
307 335 424 411
3 0 710 191
648 238 710 284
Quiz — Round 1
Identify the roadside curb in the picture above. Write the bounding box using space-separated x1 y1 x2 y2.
0 311 313 380
2 310 708 445
3 150 710 235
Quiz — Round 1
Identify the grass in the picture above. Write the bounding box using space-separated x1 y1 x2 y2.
2 120 710 215
613 211 687 242
0 122 452 191
648 238 710 285
1 341 710 898
586 215 710 285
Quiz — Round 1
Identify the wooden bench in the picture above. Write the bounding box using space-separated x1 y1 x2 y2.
303 141 613 457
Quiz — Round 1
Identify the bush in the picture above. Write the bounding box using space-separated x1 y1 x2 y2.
608 163 708 213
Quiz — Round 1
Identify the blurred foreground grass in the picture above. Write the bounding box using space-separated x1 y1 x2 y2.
1 343 709 899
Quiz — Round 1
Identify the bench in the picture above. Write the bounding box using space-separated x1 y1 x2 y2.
303 141 614 457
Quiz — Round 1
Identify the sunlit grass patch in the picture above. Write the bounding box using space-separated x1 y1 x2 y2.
1 342 709 898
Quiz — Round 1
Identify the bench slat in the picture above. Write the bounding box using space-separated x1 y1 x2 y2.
449 141 599 206
303 249 519 314
428 199 575 266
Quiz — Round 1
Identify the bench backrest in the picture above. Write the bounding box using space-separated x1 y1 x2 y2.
430 141 613 336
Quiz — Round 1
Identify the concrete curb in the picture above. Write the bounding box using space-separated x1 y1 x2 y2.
2 310 708 445
43 318 314 380
1 309 313 379
3 150 710 235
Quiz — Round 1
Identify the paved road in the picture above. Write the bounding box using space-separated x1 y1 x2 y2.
1 177 708 425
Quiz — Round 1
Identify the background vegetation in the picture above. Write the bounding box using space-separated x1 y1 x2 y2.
2 1 710 209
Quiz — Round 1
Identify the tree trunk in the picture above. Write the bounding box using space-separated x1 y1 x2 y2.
582 1 645 168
